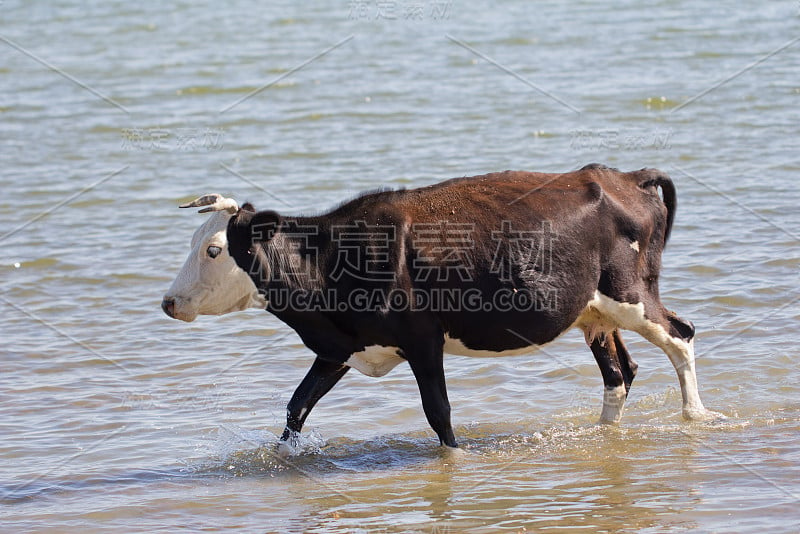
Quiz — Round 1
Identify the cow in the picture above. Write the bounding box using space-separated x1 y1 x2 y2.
162 164 719 449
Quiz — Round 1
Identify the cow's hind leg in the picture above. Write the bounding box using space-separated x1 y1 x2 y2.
648 308 719 421
586 329 638 423
592 292 717 421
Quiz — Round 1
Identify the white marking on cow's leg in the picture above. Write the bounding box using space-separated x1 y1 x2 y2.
660 337 717 420
600 385 627 424
586 292 718 421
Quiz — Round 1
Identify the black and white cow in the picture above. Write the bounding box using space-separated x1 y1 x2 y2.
162 164 718 448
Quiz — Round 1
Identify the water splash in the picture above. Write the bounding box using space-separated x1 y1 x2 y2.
209 425 327 476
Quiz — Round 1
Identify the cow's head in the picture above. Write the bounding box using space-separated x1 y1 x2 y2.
161 194 266 322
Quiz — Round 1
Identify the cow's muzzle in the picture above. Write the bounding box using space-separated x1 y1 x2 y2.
161 297 176 318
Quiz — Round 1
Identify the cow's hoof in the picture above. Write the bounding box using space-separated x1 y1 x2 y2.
598 419 622 426
275 440 295 458
439 445 468 463
683 407 726 422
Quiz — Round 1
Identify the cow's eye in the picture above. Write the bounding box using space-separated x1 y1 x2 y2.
207 246 222 258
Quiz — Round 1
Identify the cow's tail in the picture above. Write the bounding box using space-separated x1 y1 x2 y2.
639 169 676 247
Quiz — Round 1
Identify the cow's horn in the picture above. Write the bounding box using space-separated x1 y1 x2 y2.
179 194 239 214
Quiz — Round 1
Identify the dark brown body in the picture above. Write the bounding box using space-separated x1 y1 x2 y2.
222 164 706 447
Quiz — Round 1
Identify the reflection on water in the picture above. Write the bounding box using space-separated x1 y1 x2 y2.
2 393 798 531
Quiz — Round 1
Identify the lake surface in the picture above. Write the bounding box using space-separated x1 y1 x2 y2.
1 1 798 532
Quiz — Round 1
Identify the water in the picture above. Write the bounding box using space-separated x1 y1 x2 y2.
1 0 798 531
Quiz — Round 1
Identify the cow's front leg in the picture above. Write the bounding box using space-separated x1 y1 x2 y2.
407 342 457 448
281 356 349 442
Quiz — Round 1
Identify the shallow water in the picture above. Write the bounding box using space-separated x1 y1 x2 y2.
1 0 799 532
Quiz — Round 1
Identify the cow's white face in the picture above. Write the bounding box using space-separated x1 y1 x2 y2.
162 211 265 322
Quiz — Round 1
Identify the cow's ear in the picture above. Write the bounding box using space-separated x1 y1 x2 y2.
249 210 281 243
241 202 256 213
